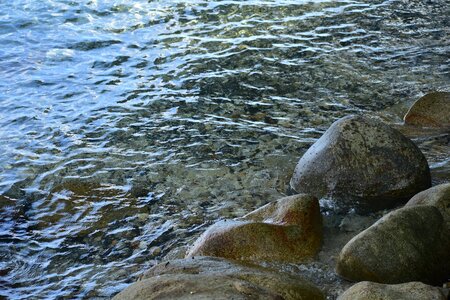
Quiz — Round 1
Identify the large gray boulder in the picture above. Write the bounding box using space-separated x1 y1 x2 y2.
405 183 450 227
113 256 324 300
290 115 431 211
186 194 322 263
404 91 450 128
336 205 450 285
338 281 448 300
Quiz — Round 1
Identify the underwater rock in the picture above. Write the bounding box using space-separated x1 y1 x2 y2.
112 256 324 300
290 115 431 212
405 183 450 227
336 205 450 285
404 91 450 128
338 281 448 300
338 214 374 233
186 194 322 263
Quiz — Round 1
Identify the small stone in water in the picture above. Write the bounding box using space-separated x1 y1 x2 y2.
150 246 161 256
137 213 149 222
138 241 148 250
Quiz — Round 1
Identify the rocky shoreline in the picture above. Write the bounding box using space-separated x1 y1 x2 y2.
113 92 449 299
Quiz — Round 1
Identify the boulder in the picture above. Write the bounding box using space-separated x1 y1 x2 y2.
404 91 450 128
336 205 450 285
338 281 448 300
186 194 322 263
113 256 324 300
405 183 450 227
290 115 431 212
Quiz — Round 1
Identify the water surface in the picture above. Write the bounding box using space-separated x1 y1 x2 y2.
0 0 448 298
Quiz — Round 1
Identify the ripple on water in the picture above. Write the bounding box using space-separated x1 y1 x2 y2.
0 0 449 298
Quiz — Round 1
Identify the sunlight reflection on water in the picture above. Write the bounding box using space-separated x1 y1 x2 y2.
0 0 448 298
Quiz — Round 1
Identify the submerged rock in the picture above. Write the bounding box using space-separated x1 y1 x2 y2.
186 194 322 263
405 183 450 227
290 115 431 212
338 213 374 233
404 91 450 128
113 256 324 300
336 205 450 285
338 281 448 300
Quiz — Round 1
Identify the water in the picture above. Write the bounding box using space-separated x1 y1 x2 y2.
0 0 448 298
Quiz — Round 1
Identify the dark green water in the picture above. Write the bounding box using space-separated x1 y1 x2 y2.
0 0 448 298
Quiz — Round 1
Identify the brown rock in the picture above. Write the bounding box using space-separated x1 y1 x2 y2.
404 91 450 128
338 281 448 300
242 193 321 228
336 205 450 285
290 115 431 212
186 194 322 263
405 183 450 227
112 256 324 300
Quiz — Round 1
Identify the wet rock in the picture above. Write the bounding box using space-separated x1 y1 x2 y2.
338 214 374 233
113 256 324 300
290 115 431 212
186 194 322 263
149 246 161 256
338 281 448 300
336 205 450 285
405 183 450 227
404 91 450 128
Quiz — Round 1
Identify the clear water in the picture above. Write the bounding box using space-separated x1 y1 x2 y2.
0 0 448 298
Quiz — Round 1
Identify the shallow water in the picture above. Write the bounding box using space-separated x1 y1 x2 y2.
0 0 448 298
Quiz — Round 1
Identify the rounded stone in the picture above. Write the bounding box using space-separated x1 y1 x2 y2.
405 183 450 227
338 281 448 300
290 115 431 211
186 194 322 263
336 205 450 285
404 91 450 128
112 256 324 300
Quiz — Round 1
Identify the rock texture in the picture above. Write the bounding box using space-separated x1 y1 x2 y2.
338 281 448 300
336 205 450 285
405 183 450 227
404 91 450 128
113 256 324 300
290 115 431 211
186 194 322 263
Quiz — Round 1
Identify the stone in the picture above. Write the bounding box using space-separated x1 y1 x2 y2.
404 91 450 128
338 214 374 233
405 183 450 227
290 115 431 212
336 205 450 285
186 194 322 263
112 256 325 300
338 281 448 300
